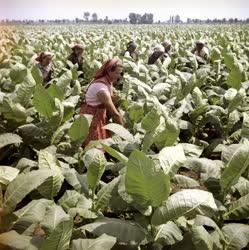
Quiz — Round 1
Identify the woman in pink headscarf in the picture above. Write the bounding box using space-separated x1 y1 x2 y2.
35 51 54 85
80 58 124 146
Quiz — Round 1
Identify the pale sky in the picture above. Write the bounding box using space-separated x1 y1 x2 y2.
0 0 248 21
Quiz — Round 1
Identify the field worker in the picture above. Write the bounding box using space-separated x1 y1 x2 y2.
67 43 85 76
80 58 124 146
35 51 54 85
191 40 209 61
148 44 168 65
162 39 172 55
123 41 139 62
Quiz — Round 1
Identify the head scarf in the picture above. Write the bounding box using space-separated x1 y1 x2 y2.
35 52 54 62
154 44 165 52
162 40 172 47
71 43 85 51
195 39 206 45
94 58 123 80
127 41 137 49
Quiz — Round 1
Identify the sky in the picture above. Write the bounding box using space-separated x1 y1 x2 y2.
0 0 248 21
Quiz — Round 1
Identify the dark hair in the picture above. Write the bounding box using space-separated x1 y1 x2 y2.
127 41 137 48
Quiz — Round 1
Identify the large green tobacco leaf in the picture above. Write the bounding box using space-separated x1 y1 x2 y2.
40 218 73 250
220 145 249 193
222 224 249 250
0 133 22 149
41 204 69 233
154 221 183 245
232 177 249 196
56 70 72 94
33 85 55 119
125 150 170 207
9 63 27 84
0 166 19 185
223 193 249 220
172 175 199 188
158 145 186 177
104 123 134 142
84 149 107 192
141 109 161 132
58 190 81 212
37 150 64 199
95 176 120 211
68 115 90 142
151 189 217 225
80 217 147 245
191 225 213 250
2 169 53 212
0 96 27 122
0 230 37 250
71 234 116 250
14 199 54 223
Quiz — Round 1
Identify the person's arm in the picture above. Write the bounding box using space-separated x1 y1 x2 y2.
97 90 124 125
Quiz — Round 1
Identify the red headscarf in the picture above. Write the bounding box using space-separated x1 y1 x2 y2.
35 52 54 62
94 58 122 80
71 43 85 51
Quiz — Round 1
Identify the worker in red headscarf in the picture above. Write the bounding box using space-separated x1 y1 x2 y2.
35 51 54 85
80 58 124 146
67 44 85 77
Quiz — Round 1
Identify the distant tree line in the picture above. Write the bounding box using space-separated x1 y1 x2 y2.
1 12 249 25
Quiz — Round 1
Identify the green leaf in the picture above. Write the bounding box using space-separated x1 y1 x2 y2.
41 204 69 233
158 145 186 177
14 199 53 223
33 85 55 119
84 149 107 192
0 230 37 250
37 150 64 199
0 133 22 148
56 70 72 94
101 143 128 164
16 71 36 107
0 166 19 186
80 217 147 245
95 176 120 211
154 117 180 148
227 68 242 90
172 174 199 188
155 221 183 245
232 177 249 196
104 123 134 142
191 225 213 250
223 193 249 220
9 63 27 84
68 115 90 142
151 189 217 225
220 145 249 193
58 190 81 212
3 169 53 212
71 234 116 250
141 109 160 132
40 218 73 250
47 84 64 101
222 223 249 250
125 150 170 207
0 97 27 122
31 65 43 85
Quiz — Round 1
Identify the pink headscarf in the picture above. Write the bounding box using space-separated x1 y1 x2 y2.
94 58 123 80
35 52 54 62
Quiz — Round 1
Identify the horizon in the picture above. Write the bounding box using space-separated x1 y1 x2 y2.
0 0 248 22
